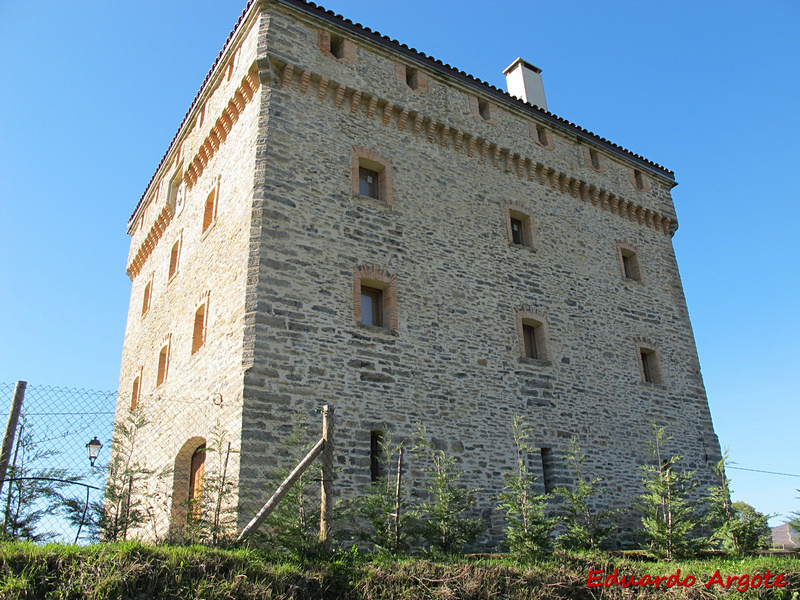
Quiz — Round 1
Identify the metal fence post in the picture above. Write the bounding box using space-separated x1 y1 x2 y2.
319 404 334 550
0 381 26 500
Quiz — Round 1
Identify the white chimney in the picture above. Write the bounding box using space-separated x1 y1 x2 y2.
503 58 547 110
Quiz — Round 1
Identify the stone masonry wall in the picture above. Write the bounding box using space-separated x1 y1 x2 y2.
236 3 721 547
116 16 262 537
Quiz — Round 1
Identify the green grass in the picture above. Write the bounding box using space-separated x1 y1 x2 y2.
0 542 797 599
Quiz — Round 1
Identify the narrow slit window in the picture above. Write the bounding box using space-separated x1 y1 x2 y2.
540 447 555 494
157 344 169 387
370 430 384 482
619 247 641 281
641 350 653 383
130 376 140 411
360 286 383 327
192 303 207 354
203 188 217 233
634 169 644 190
142 280 152 316
590 149 601 170
478 98 491 121
169 239 181 279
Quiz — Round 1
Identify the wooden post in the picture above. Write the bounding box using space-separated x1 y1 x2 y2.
319 404 334 549
237 437 324 542
393 443 404 553
0 381 26 500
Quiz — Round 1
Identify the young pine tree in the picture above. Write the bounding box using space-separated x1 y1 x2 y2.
708 453 772 555
554 436 617 550
637 424 704 559
412 425 483 555
496 417 556 557
349 432 411 554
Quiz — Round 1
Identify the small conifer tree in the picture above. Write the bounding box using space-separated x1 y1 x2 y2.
637 424 704 559
496 417 556 556
412 425 483 555
554 436 617 550
708 452 772 555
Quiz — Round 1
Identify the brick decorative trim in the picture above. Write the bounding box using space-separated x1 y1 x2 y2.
271 56 676 239
514 306 550 361
185 64 260 189
353 265 398 330
127 204 174 280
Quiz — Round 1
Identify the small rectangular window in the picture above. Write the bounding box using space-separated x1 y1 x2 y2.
370 430 384 482
360 286 383 326
510 218 524 245
622 254 633 279
522 324 538 359
540 447 554 494
359 167 380 199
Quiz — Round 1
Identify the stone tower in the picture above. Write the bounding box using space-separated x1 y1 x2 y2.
117 0 721 544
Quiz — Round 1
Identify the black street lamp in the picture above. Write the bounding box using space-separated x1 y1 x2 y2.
86 437 103 467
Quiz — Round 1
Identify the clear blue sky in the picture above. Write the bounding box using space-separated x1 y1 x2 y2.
1 1 798 526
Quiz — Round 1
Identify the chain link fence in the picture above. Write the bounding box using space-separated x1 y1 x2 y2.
0 382 330 548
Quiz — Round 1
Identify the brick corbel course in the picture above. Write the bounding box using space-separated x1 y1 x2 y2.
272 56 676 236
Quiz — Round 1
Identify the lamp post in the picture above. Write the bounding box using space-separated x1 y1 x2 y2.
86 437 103 467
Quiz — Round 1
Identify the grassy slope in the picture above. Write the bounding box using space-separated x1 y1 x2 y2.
0 542 798 599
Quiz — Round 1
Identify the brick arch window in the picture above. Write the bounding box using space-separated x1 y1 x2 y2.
353 265 398 330
169 436 207 532
634 337 664 385
352 147 393 205
505 201 537 250
515 306 551 362
617 241 643 281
